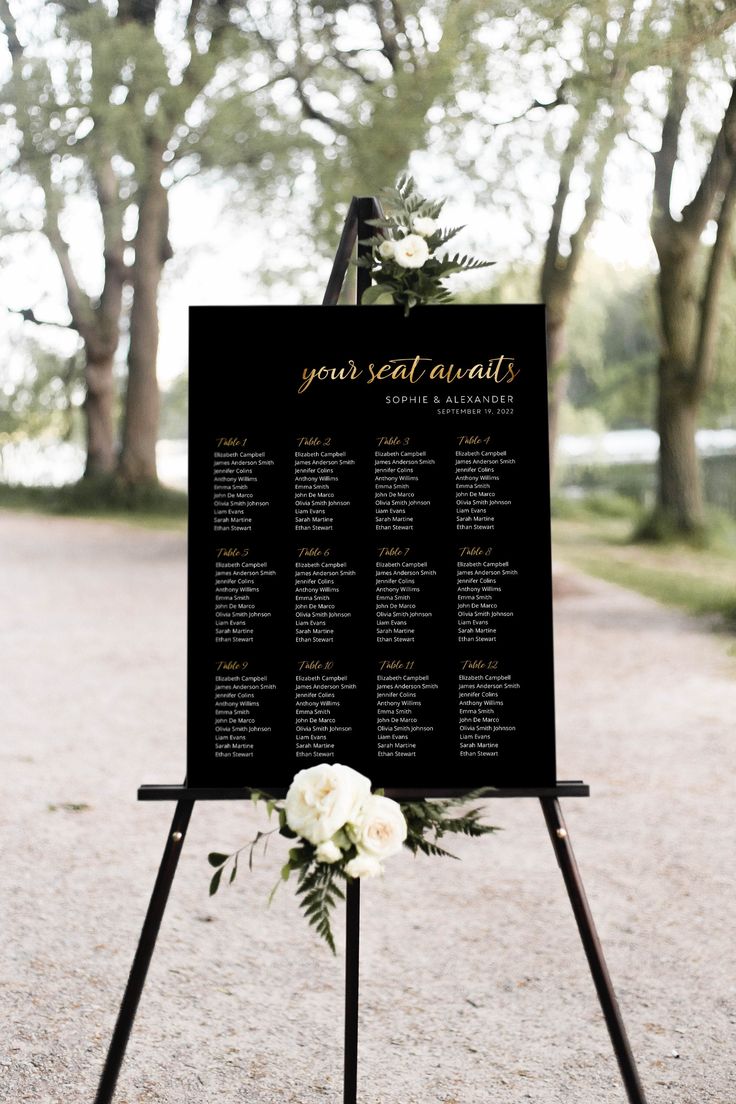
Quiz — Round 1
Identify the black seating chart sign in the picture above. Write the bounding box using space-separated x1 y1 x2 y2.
187 305 556 792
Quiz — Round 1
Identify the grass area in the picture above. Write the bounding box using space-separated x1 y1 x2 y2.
0 480 188 531
553 509 736 630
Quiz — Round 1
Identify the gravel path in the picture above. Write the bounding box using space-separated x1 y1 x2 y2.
1 510 734 1104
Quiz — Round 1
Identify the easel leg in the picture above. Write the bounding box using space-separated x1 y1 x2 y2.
93 799 195 1104
343 878 361 1104
540 797 648 1104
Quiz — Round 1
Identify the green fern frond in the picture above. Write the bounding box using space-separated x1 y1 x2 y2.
296 863 344 954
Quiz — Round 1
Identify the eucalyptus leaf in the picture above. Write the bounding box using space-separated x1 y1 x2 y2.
362 284 395 306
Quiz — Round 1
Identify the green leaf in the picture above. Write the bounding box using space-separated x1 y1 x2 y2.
268 878 283 906
293 862 341 953
398 788 500 860
248 831 262 871
364 217 400 230
396 173 414 197
209 867 223 896
208 852 228 868
229 857 238 884
434 225 464 247
281 861 292 882
361 284 395 306
289 845 313 867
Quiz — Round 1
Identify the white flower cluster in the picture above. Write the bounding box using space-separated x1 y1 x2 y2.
378 214 437 269
284 763 407 878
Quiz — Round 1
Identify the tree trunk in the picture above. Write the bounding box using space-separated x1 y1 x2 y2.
545 312 568 475
647 73 736 538
83 351 116 477
118 166 169 486
655 365 703 531
649 226 705 534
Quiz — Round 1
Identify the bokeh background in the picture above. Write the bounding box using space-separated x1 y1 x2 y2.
1 2 736 597
2 7 736 1104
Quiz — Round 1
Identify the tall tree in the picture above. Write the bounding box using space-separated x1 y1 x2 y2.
112 0 237 483
452 1 736 471
1 0 487 485
0 0 276 484
202 1 487 250
442 0 651 463
0 0 127 477
117 0 489 478
648 65 736 534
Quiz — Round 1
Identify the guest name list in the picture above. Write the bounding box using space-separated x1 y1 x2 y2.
188 305 556 791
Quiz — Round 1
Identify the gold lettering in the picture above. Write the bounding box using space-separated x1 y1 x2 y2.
297 354 519 391
298 361 363 393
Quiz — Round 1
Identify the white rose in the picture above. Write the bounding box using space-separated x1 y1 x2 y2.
351 795 407 860
378 239 395 259
393 234 430 269
315 839 342 864
285 763 371 845
345 854 384 879
412 216 437 237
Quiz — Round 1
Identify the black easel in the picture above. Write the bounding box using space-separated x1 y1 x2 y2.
92 197 649 1104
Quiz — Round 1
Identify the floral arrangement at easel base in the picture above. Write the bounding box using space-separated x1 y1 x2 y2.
208 763 498 952
355 175 494 316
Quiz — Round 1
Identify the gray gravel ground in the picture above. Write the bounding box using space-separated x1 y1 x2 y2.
1 510 735 1104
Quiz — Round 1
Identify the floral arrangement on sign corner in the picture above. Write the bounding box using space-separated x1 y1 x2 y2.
209 763 499 952
355 174 494 315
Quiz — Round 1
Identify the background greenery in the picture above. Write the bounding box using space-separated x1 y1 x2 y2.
1 0 735 621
